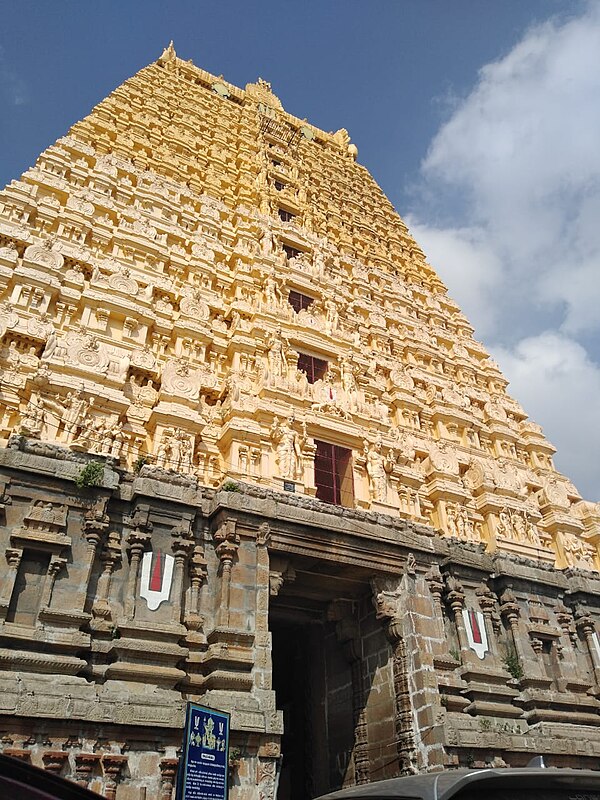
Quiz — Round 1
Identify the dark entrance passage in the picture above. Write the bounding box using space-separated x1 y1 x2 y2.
271 621 313 800
271 617 356 800
269 555 380 800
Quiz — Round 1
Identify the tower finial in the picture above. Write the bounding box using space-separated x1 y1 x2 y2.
158 40 177 65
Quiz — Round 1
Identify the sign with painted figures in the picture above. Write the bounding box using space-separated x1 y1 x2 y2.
176 703 230 800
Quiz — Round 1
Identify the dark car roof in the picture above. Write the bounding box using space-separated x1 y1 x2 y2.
316 767 600 800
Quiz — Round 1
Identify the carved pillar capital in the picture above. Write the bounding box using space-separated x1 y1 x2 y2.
160 757 179 800
126 529 151 557
48 555 67 577
74 752 100 787
102 531 122 567
42 750 69 774
102 754 127 800
214 519 240 569
256 521 271 547
424 563 444 608
82 500 110 547
6 547 22 569
190 546 208 581
499 588 521 626
444 575 465 614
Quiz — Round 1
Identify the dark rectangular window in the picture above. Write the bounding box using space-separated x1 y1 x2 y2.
314 441 354 506
283 244 303 260
288 290 314 314
274 181 285 191
278 208 295 223
297 352 327 384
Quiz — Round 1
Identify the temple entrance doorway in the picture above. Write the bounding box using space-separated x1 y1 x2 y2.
269 555 379 800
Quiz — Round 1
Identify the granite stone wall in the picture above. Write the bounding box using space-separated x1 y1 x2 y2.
1 439 600 799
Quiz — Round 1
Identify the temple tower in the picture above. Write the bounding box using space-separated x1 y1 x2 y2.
1 43 600 798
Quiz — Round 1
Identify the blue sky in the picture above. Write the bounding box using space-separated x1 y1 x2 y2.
2 0 599 499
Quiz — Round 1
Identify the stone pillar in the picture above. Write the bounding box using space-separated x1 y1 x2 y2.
74 753 100 787
91 531 122 626
124 530 150 620
255 522 271 634
385 618 418 775
445 575 468 653
257 757 277 800
214 519 239 629
0 548 22 619
302 438 317 496
499 588 526 664
185 545 207 632
424 563 446 639
39 556 67 611
76 502 110 610
102 754 127 800
476 583 500 657
171 531 194 625
159 758 179 800
574 606 600 684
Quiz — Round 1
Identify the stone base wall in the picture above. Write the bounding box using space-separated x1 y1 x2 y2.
1 440 600 797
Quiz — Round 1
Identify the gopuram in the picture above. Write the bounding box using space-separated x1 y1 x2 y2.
0 42 599 800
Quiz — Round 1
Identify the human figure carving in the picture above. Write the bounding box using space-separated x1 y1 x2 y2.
266 328 288 386
270 415 304 481
41 329 58 361
61 389 92 441
324 298 339 335
262 273 282 308
19 392 51 438
365 438 393 502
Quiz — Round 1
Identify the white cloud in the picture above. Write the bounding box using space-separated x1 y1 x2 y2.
407 1 600 499
492 334 600 500
404 221 503 339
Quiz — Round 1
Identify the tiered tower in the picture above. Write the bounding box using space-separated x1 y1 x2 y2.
0 41 596 567
1 43 600 797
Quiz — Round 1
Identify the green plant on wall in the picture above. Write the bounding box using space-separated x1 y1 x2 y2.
449 647 461 663
503 646 524 680
75 461 104 489
222 480 241 493
133 454 148 474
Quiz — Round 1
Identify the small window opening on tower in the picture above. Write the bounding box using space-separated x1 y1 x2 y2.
283 244 303 260
297 352 327 384
274 180 285 192
288 290 314 314
314 440 354 506
278 208 295 223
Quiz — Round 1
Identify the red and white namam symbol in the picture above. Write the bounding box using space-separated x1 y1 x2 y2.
140 550 175 611
462 608 489 659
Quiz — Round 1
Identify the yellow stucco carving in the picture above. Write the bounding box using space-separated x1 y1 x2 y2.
0 45 598 571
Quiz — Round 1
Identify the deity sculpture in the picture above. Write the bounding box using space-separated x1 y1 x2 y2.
266 328 289 386
270 415 305 481
155 428 196 474
262 273 282 308
323 298 339 335
61 389 92 442
129 375 159 408
364 438 393 503
19 392 49 438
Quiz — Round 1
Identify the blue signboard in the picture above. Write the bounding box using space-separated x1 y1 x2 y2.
176 702 230 800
